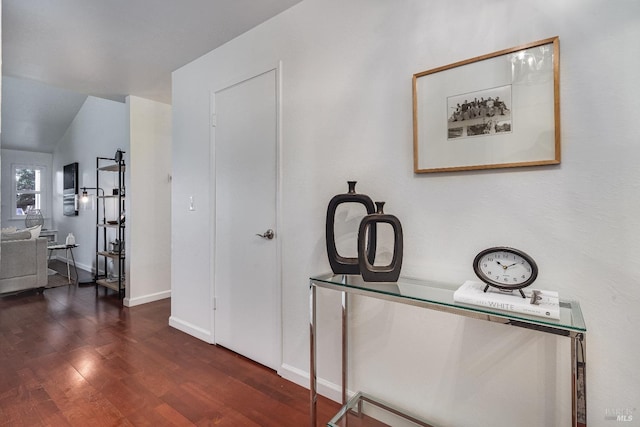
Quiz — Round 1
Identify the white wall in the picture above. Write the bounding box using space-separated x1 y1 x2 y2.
125 95 172 306
0 0 2 236
52 96 127 273
171 1 640 426
0 149 53 229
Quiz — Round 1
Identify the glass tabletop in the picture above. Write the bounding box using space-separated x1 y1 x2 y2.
310 274 586 333
47 244 78 249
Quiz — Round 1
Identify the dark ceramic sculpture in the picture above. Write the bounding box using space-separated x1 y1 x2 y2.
326 181 376 274
357 201 403 282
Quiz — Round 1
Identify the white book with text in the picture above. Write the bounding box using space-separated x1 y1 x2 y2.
453 280 560 320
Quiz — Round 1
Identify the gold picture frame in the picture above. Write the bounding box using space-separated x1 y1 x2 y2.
413 37 560 173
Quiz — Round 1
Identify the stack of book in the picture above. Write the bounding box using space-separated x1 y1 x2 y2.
453 280 560 320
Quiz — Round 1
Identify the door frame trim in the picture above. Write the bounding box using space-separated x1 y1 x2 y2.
209 62 283 370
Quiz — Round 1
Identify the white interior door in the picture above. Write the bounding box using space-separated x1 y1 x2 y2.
212 69 280 370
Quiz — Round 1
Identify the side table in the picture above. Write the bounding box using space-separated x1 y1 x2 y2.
47 244 79 284
310 274 587 427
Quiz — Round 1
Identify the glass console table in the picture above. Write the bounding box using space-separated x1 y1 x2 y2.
309 274 587 427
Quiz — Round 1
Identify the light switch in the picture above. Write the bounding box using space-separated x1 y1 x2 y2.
189 196 195 211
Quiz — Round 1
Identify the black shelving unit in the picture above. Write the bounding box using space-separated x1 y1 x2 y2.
94 153 126 298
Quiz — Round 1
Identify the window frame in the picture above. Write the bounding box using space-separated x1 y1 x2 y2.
11 163 49 220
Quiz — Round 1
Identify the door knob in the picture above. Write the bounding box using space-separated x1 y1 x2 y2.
256 229 275 240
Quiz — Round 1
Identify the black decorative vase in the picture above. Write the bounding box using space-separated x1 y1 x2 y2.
357 202 403 282
326 181 376 274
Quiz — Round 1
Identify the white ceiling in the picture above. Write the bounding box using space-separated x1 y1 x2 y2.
1 0 303 152
1 76 88 152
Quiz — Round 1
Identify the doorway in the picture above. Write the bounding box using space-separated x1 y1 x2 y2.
211 68 281 370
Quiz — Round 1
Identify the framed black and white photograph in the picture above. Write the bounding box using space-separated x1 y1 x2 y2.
413 37 560 173
447 84 512 139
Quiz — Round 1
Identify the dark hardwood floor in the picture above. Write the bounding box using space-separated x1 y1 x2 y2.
0 263 340 426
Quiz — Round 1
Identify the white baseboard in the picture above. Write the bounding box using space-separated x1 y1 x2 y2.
52 255 169 308
278 363 342 403
169 315 214 344
124 289 171 307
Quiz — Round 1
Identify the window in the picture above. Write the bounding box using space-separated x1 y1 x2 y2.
12 164 47 217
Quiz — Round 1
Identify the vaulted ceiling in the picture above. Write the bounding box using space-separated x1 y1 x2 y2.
1 0 303 152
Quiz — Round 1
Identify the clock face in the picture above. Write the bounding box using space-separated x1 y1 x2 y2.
473 247 538 290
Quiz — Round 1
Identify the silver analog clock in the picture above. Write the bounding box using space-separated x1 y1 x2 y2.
473 247 538 298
